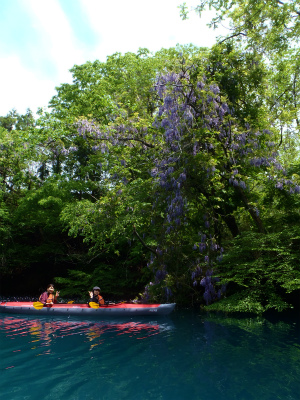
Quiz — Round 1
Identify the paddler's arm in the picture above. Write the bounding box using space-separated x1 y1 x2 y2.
99 296 105 306
88 292 97 305
39 292 48 305
54 291 60 303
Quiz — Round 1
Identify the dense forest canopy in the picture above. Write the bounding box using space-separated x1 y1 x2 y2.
1 3 300 313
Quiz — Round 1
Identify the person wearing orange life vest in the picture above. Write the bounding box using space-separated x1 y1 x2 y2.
39 283 60 305
88 286 105 306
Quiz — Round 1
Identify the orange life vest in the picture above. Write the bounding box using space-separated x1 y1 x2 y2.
46 293 54 304
97 295 105 305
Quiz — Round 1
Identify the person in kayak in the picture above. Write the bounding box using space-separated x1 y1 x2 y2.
39 284 60 305
88 286 105 306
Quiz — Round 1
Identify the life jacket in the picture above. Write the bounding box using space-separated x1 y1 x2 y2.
97 295 105 306
46 293 55 304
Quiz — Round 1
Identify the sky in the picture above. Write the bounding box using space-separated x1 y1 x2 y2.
0 0 228 116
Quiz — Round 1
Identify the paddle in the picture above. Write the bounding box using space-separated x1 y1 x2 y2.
33 301 45 310
33 301 55 309
88 302 99 309
88 301 125 309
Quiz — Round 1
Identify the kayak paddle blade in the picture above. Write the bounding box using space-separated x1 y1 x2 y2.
89 302 99 309
33 302 44 310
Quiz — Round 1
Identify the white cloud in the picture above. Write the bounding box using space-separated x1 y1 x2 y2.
81 0 228 59
23 0 86 82
0 54 56 115
0 0 228 116
0 0 87 115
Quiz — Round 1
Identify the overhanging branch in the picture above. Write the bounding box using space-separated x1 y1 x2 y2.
133 225 157 255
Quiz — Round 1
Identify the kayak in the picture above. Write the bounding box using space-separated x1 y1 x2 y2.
0 302 176 316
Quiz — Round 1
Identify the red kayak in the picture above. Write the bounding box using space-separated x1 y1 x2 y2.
0 302 176 316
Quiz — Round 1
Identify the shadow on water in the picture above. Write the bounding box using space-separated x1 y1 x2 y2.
0 309 299 400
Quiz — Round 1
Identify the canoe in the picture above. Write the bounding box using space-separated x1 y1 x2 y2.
0 302 176 316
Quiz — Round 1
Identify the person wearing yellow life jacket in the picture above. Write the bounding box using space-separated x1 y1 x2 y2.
88 286 105 306
39 284 60 305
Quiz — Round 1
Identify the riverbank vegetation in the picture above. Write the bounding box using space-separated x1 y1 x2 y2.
1 1 300 313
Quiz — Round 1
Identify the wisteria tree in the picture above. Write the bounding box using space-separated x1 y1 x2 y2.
142 62 300 309
59 51 300 311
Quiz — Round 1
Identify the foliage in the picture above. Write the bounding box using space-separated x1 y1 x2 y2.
181 1 300 142
180 0 300 53
0 108 35 131
60 50 299 310
1 43 300 312
205 227 300 313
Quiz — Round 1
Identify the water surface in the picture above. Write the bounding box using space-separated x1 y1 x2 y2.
0 309 299 400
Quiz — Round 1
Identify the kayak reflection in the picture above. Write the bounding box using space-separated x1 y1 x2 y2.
0 315 175 348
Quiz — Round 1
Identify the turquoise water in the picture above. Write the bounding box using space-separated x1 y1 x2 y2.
0 309 299 400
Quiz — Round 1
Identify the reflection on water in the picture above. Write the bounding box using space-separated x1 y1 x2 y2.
0 310 299 400
0 315 172 352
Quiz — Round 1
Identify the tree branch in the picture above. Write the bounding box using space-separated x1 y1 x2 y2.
236 187 266 234
117 136 155 148
218 32 247 45
277 0 300 17
133 225 157 255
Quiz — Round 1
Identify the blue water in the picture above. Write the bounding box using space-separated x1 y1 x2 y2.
0 309 299 400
